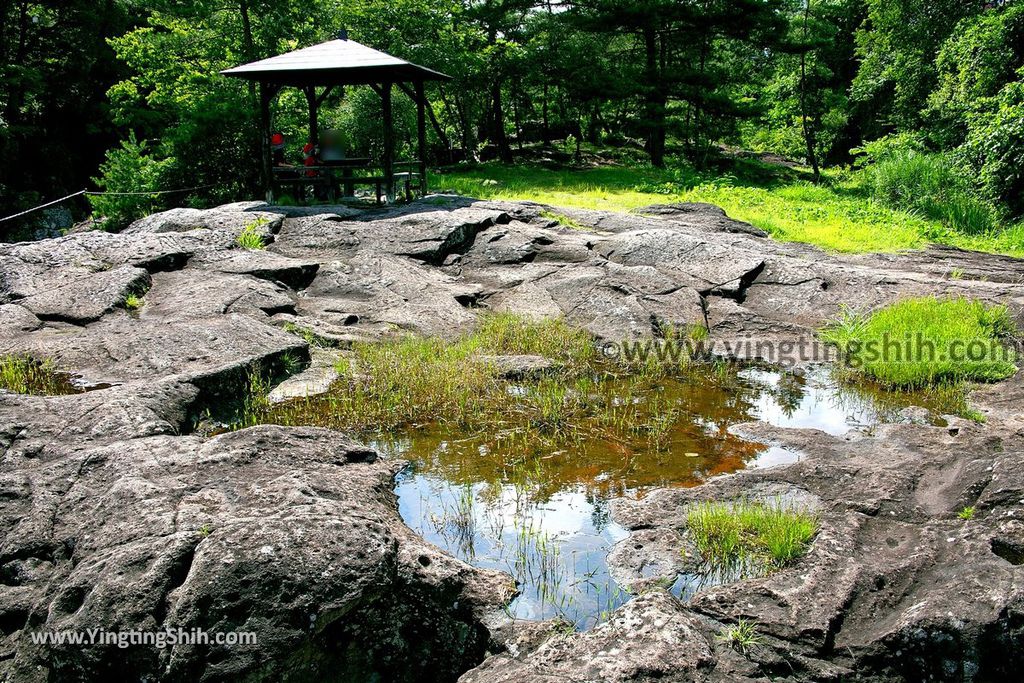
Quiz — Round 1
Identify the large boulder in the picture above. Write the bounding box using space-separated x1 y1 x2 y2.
0 425 512 682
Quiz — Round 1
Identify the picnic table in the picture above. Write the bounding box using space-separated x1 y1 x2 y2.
272 158 422 204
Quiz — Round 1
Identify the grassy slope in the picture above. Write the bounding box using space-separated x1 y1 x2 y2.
435 162 1024 256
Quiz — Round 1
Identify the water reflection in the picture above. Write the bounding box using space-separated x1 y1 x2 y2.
384 365 945 629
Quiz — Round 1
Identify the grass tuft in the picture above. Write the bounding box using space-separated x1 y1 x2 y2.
686 499 818 578
236 219 267 250
123 293 143 311
0 355 79 395
717 618 763 654
821 297 1018 388
539 209 590 231
957 506 976 520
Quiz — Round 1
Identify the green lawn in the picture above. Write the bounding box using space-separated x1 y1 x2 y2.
434 162 1024 257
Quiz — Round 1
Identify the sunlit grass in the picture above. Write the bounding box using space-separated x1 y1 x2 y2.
436 163 1024 256
0 355 79 395
820 297 1018 388
231 314 707 448
686 499 818 577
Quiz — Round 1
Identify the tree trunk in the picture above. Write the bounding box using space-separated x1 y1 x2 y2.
542 82 551 145
799 0 821 182
491 79 513 162
642 26 666 168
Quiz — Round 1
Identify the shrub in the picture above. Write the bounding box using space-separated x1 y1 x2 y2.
89 133 174 231
962 76 1024 217
821 297 1019 388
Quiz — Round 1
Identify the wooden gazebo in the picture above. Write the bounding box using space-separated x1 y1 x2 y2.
222 31 450 203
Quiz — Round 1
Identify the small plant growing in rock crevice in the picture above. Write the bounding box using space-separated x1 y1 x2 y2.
540 209 590 231
236 218 269 250
123 293 143 311
717 618 762 654
957 506 976 520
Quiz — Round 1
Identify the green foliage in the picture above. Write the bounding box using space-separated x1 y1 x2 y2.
821 297 1019 388
88 133 173 230
867 150 996 235
928 3 1024 148
961 75 1024 217
235 222 266 250
957 506 976 521
852 0 981 132
686 499 819 576
123 293 143 311
0 0 132 237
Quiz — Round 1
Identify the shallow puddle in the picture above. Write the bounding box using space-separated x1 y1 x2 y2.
372 365 946 630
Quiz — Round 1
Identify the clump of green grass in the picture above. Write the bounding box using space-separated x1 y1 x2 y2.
123 293 143 311
686 499 818 578
0 355 78 395
717 618 762 654
821 297 1018 388
957 506 976 520
476 313 597 368
539 209 589 231
283 322 332 348
236 220 267 250
869 151 997 236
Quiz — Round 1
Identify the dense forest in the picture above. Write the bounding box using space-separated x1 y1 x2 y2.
1 0 1022 240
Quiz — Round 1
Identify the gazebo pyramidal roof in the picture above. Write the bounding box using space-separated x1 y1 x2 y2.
220 33 451 87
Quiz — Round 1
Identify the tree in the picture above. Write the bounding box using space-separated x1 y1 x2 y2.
0 0 131 234
852 0 982 134
569 0 787 167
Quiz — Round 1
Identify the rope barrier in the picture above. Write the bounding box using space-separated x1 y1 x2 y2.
0 183 219 224
0 190 86 224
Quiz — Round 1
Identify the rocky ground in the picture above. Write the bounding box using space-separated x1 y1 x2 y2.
0 196 1021 681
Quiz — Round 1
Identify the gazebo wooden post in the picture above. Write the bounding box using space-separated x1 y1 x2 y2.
381 81 395 203
304 86 319 147
259 82 274 203
415 80 427 195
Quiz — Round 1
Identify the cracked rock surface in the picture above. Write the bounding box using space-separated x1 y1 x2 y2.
0 196 1021 681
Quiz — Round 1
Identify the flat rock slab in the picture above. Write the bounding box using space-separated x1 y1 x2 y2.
20 265 151 324
124 206 284 239
189 249 320 289
0 312 307 389
268 348 341 402
460 590 716 682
